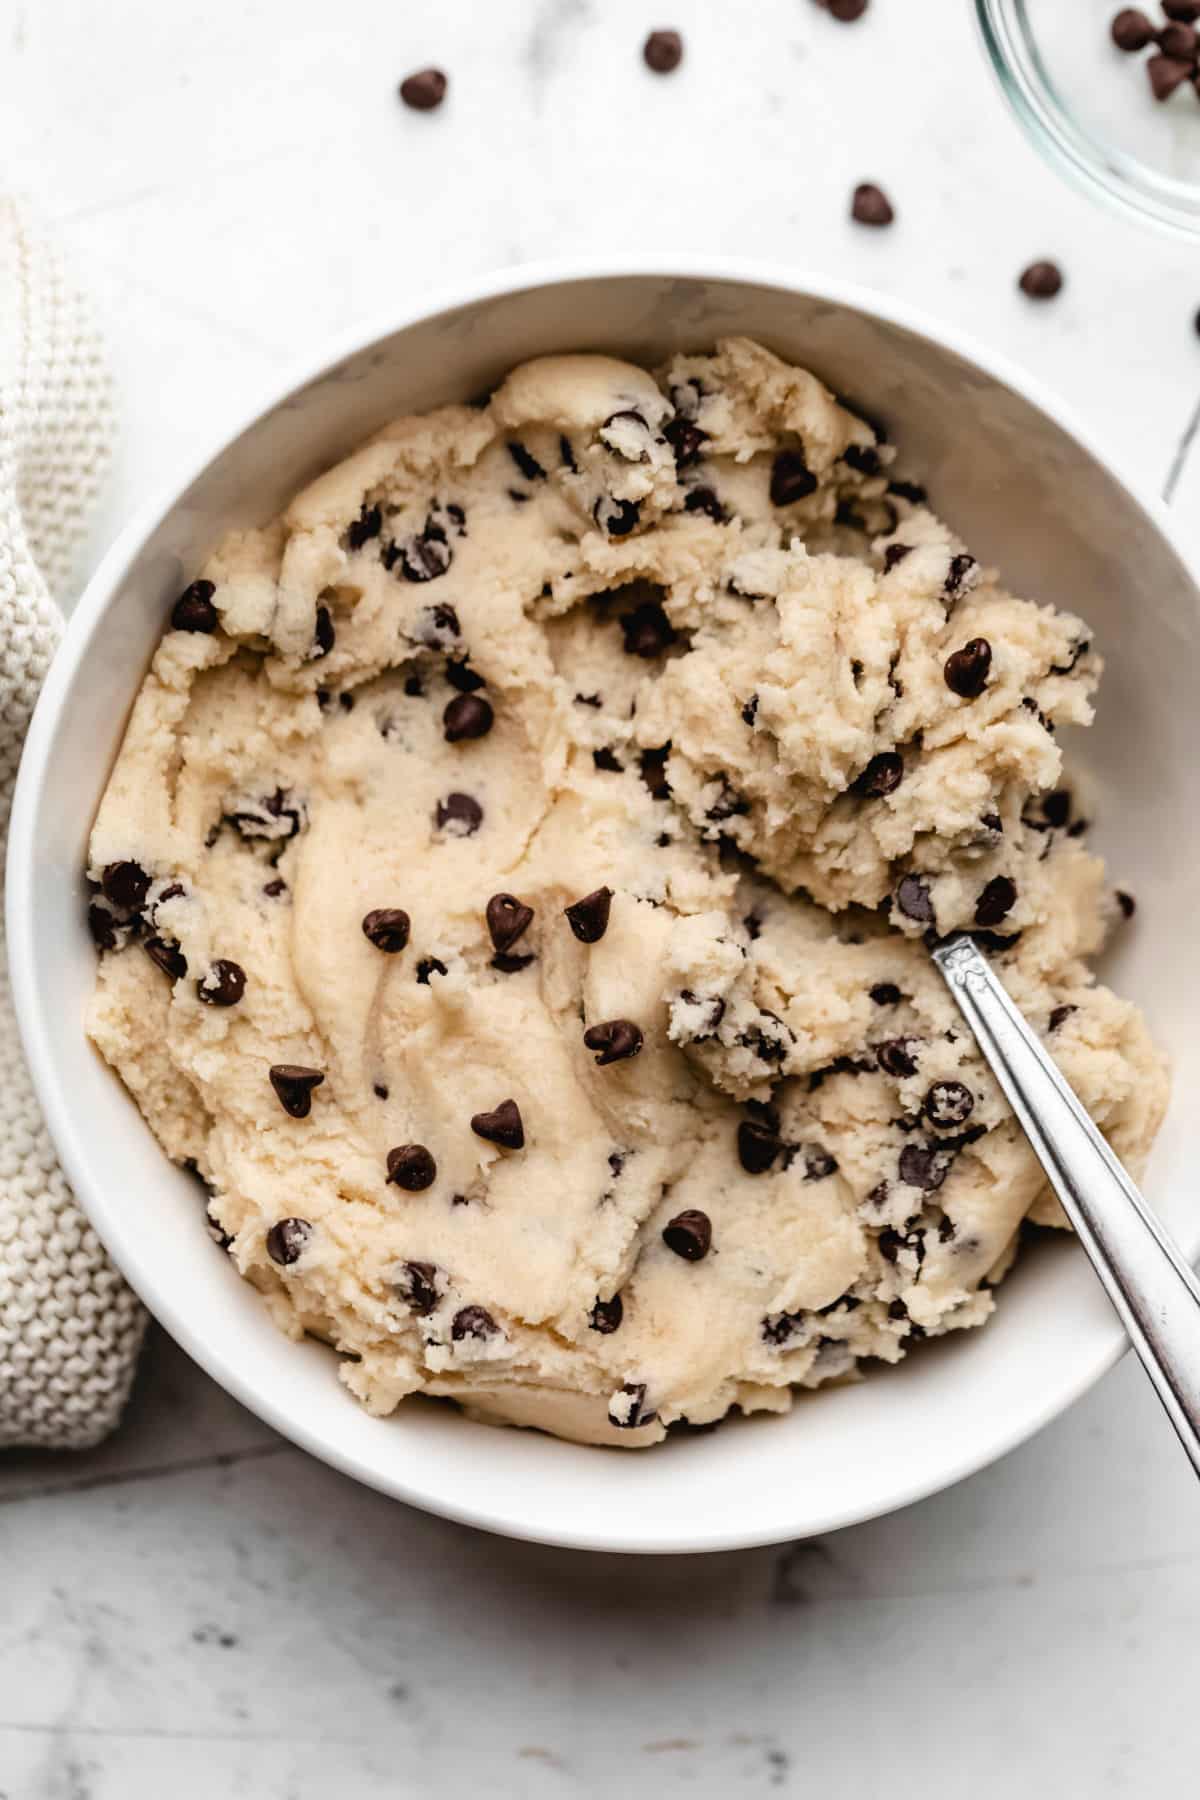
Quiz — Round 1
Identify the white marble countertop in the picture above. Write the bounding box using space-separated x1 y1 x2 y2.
2 2 1199 1794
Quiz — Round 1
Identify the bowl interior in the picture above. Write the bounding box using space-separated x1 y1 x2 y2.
11 268 1200 1552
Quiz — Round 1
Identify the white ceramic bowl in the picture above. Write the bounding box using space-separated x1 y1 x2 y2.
10 262 1199 1554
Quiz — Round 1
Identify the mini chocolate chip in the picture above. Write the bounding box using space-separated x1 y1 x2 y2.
884 543 913 572
1112 8 1156 49
639 744 672 801
565 885 613 943
592 747 623 773
870 982 902 1006
803 1145 839 1181
583 1019 644 1066
346 504 382 550
609 1381 654 1428
269 1064 325 1118
470 1098 524 1149
312 605 335 658
388 530 453 583
1116 889 1136 918
741 694 759 727
102 860 150 912
770 448 817 506
664 416 706 467
387 1144 437 1190
896 874 935 924
867 1181 890 1210
643 28 683 71
416 955 449 982
87 903 119 950
434 792 483 835
975 875 1017 927
683 485 727 523
361 908 411 954
397 1260 439 1314
853 752 904 798
590 1294 624 1333
266 1217 312 1265
877 1227 903 1264
263 877 288 898
876 1038 918 1078
374 1082 389 1099
593 496 641 536
842 442 881 476
443 693 494 741
937 1214 957 1243
399 67 447 109
1019 259 1064 300
559 433 578 471
171 579 219 633
888 478 927 504
507 440 546 482
663 1208 712 1261
1042 789 1071 828
888 1298 909 1322
445 659 486 694
944 638 992 698
197 959 246 1006
899 1144 950 1192
486 892 534 954
982 813 1003 835
620 600 677 658
404 674 424 698
851 182 894 226
1049 1004 1077 1032
924 1080 974 1129
451 1305 498 1344
144 936 187 981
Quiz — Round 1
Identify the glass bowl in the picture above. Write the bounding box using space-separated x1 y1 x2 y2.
977 0 1200 238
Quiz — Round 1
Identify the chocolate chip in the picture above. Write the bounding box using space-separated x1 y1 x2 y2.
171 579 219 633
470 1098 524 1149
1041 789 1071 828
877 1227 903 1263
662 1208 712 1261
842 442 881 476
1049 1004 1077 1032
944 637 992 698
1164 2 1200 20
145 936 187 981
388 529 453 583
1019 260 1064 299
876 1038 918 1078
1159 22 1199 59
975 875 1017 927
896 874 935 924
486 893 534 954
590 1294 624 1334
609 1382 654 1428
851 182 894 226
620 600 677 658
197 959 246 1007
1112 8 1156 49
639 744 672 801
888 479 927 505
593 496 641 536
266 1217 312 1265
269 1065 325 1118
803 1145 839 1181
870 982 902 1006
362 908 411 953
264 876 290 900
867 1181 889 1210
443 693 494 742
346 504 382 550
387 1144 437 1190
565 885 613 943
101 860 150 912
404 674 424 698
452 1305 498 1343
664 416 706 467
853 751 904 798
683 484 727 524
741 694 759 727
373 1083 389 1099
884 543 913 572
769 448 817 506
944 553 977 597
87 903 118 950
227 788 306 842
445 659 485 695
592 747 623 772
583 1019 644 1066
507 440 546 482
898 1144 950 1192
397 1260 439 1314
643 28 683 71
416 956 448 983
1116 889 1136 918
737 1118 781 1175
399 67 447 109
888 1298 909 1322
1149 49 1194 96
826 0 870 17
924 1081 974 1129
434 792 483 835
312 605 335 659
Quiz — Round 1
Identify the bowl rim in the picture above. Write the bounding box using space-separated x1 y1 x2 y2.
9 255 1196 1554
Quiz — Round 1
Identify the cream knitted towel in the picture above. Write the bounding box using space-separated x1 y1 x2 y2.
0 202 145 1449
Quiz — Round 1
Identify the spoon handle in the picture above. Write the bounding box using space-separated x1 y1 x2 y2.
932 933 1200 1477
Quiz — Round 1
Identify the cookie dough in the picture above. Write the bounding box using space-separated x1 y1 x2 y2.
86 337 1169 1446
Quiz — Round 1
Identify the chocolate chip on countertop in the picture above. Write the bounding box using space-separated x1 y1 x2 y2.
898 1144 950 1192
870 982 902 1006
145 936 188 981
1164 2 1200 21
1019 260 1064 300
452 1304 498 1341
486 893 534 954
564 885 613 943
197 959 246 1007
593 496 641 537
470 1098 524 1149
620 600 677 658
387 1144 437 1190
643 28 683 71
1049 1003 1077 1032
443 693 494 742
975 874 1017 927
851 182 895 226
171 579 219 633
1147 52 1193 98
397 1260 439 1314
1116 889 1137 918
737 1118 782 1174
876 1038 919 1078
590 1294 624 1334
434 792 483 836
266 1217 312 1265
102 860 150 913
896 873 935 924
769 448 818 506
944 637 992 698
269 1064 325 1119
360 908 410 953
399 67 447 110
507 440 546 482
662 1208 712 1261
583 1019 644 1066
825 0 871 18
1111 8 1156 49
1159 22 1199 60
853 751 904 798
884 543 913 572
923 1080 974 1129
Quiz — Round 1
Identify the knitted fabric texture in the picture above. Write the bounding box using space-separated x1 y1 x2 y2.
0 202 145 1448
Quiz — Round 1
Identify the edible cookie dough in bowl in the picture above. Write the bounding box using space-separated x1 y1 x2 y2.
9 265 1200 1551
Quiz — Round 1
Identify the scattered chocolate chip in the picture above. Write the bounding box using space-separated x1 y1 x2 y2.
737 1119 783 1180
197 959 246 1007
803 1145 839 1181
452 1304 498 1341
1149 48 1195 95
851 182 894 226
171 579 219 633
590 1294 625 1336
362 908 411 953
312 605 335 659
770 448 818 506
638 744 672 801
593 496 641 536
924 1080 974 1129
387 1144 437 1190
975 874 1017 927
899 1144 951 1192
346 504 382 550
486 893 534 954
620 600 677 658
1116 889 1137 918
434 792 483 836
643 28 683 71
896 874 935 924
853 751 904 798
876 1037 919 1078
1112 8 1156 49
1160 20 1200 56
583 1019 644 1066
1164 2 1200 20
565 885 613 944
870 982 902 1006
1049 1003 1077 1032
825 0 870 18
443 693 494 742
269 1064 325 1119
609 1381 654 1428
397 1260 439 1314
144 936 187 980
102 861 149 914
664 416 706 467
266 1217 312 1265
663 1208 712 1261
507 440 546 483
399 67 447 110
445 659 486 694
944 637 992 699
883 543 913 573
415 956 448 983
1018 259 1064 300
470 1098 524 1149
741 694 759 727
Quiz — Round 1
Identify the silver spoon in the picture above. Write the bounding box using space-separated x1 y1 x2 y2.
931 932 1200 1475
